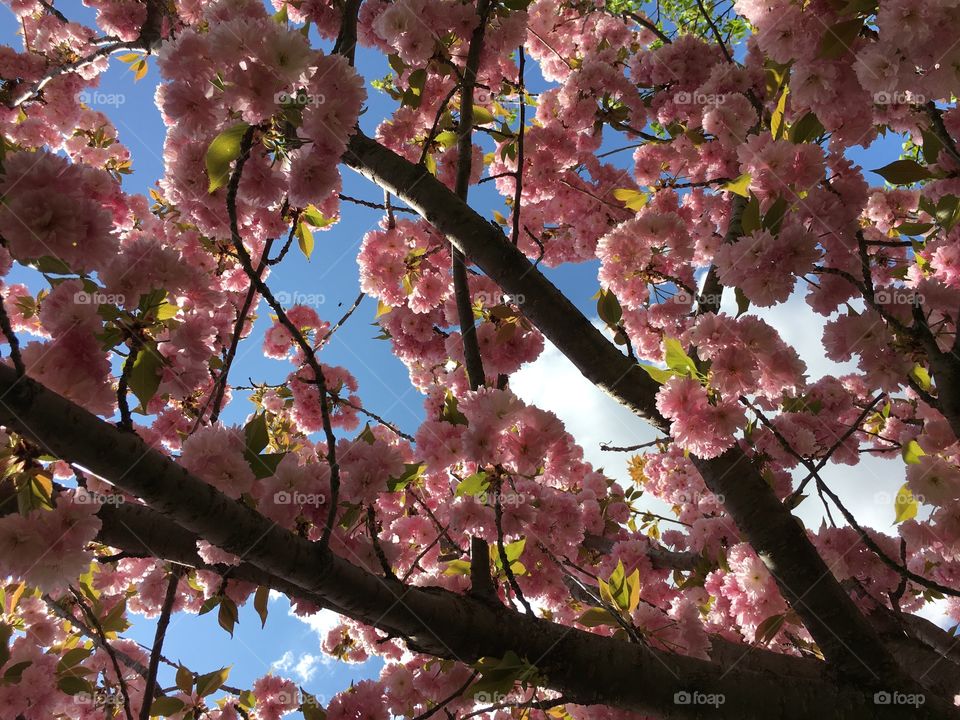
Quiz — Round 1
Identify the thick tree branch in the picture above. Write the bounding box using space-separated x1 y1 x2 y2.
341 130 929 691
0 366 948 718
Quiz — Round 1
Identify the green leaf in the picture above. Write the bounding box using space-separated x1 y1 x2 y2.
3 660 31 683
638 363 675 384
407 68 426 94
155 299 179 321
818 19 862 60
788 111 824 144
721 173 752 197
388 54 405 75
302 690 327 720
936 195 960 230
198 595 220 616
434 130 459 148
901 439 925 465
894 483 918 524
895 222 933 236
101 597 129 633
612 188 648 211
770 86 789 140
175 665 193 694
195 666 231 697
442 559 472 576
734 287 750 318
0 624 11 670
33 255 72 274
206 122 250 193
576 607 618 627
254 585 269 628
248 452 286 479
920 129 943 165
301 205 337 229
909 364 932 391
387 462 425 492
595 288 623 326
129 344 163 411
375 300 393 319
57 647 94 673
663 337 698 377
762 196 788 233
469 651 535 697
601 560 639 613
740 194 761 234
238 689 256 708
151 697 186 717
218 597 238 636
872 159 932 185
244 413 269 455
441 392 468 426
455 471 490 498
755 613 786 644
472 105 494 125
296 221 314 260
57 675 92 695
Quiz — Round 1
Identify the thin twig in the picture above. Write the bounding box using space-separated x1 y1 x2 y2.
225 127 342 549
139 567 182 720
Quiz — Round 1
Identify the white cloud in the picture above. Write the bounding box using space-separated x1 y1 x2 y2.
512 323 658 481
291 606 341 639
272 650 321 682
513 298 934 610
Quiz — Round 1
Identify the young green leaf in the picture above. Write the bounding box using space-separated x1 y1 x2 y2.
254 585 269 628
206 122 250 193
901 439 925 465
817 19 862 59
455 471 490 497
612 188 648 211
129 345 163 411
721 173 752 197
894 483 918 524
872 159 932 185
296 221 314 259
195 666 231 697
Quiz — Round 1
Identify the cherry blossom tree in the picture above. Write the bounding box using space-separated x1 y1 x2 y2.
0 0 959 717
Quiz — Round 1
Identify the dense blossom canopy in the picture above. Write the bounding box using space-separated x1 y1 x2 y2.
0 0 959 717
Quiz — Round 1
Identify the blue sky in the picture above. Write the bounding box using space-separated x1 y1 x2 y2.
0 0 915 712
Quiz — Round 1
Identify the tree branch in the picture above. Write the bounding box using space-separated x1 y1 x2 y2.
0 365 945 718
340 129 929 692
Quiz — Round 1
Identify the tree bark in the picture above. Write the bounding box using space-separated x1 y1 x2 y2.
340 130 923 690
0 365 953 718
